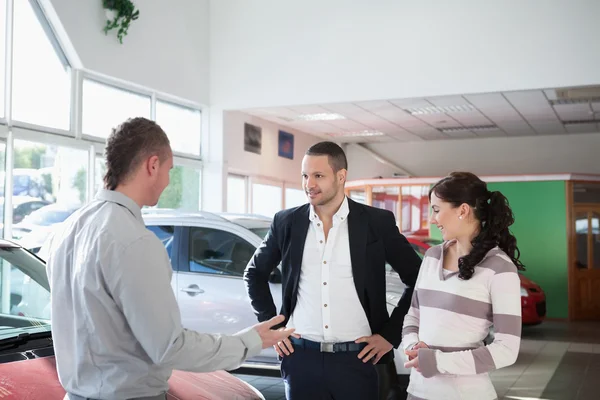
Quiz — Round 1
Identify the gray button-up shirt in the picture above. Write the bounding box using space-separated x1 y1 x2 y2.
44 190 262 399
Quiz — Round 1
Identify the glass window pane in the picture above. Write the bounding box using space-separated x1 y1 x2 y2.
156 165 201 212
349 189 366 204
372 186 399 223
95 156 107 194
227 175 246 213
574 183 600 204
156 100 201 155
12 0 70 129
0 0 6 118
188 227 255 276
82 79 151 139
285 187 306 209
401 185 428 235
11 140 86 249
252 183 282 218
147 225 175 263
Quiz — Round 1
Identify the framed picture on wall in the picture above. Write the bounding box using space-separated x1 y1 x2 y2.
244 123 262 154
278 130 294 160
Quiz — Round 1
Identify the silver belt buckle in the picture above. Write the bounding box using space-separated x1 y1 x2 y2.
320 342 335 353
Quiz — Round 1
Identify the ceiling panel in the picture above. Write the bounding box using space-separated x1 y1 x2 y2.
494 121 537 136
528 121 566 135
592 102 600 112
354 100 394 112
389 98 431 109
448 110 493 126
325 119 370 131
287 105 334 115
426 96 468 107
413 113 460 128
444 131 477 139
565 123 598 134
465 93 512 108
553 103 593 121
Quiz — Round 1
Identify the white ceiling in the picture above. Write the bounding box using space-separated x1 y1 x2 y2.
242 86 600 143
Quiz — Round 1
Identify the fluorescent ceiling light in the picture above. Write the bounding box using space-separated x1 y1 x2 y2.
328 130 385 137
562 119 600 126
405 105 475 115
296 113 346 121
440 125 497 133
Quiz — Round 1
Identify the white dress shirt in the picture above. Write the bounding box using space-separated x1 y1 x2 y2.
287 196 371 343
43 190 262 399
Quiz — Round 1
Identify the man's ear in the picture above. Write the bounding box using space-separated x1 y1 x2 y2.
147 155 160 176
338 169 347 185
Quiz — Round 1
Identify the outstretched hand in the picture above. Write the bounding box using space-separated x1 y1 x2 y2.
253 315 296 349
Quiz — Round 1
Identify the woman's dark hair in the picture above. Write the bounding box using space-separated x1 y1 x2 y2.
429 171 524 280
103 117 171 190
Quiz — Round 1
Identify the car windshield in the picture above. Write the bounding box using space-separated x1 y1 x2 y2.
0 245 50 340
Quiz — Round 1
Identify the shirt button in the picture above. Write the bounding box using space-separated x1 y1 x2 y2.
323 282 327 285
320 240 323 244
323 261 327 264
325 325 329 329
317 223 321 227
324 304 328 307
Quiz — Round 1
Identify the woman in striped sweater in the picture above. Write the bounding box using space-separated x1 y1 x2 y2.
402 172 524 400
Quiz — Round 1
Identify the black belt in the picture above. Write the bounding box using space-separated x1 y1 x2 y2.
290 337 366 353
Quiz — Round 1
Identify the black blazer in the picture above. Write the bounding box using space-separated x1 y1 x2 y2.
243 198 422 364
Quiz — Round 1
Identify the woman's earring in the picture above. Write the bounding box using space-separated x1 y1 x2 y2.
459 216 463 220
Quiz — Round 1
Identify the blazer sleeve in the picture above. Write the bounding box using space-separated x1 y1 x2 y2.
243 213 282 324
378 210 422 348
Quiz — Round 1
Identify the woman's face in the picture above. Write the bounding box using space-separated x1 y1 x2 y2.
429 191 463 241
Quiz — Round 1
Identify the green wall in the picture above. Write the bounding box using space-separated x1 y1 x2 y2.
430 181 568 319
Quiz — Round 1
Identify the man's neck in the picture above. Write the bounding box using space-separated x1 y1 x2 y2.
314 192 346 221
114 185 145 209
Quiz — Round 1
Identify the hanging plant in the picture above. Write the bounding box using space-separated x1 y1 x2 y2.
102 0 139 44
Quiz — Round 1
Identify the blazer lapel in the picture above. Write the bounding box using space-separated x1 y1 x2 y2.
290 205 310 299
347 199 368 310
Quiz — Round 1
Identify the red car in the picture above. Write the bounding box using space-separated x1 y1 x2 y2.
406 236 546 325
0 239 264 399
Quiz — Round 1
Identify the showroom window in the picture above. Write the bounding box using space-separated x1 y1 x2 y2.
82 79 151 139
12 0 71 130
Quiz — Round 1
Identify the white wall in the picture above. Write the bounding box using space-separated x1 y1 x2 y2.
210 0 600 109
49 0 210 104
346 132 600 179
224 111 322 185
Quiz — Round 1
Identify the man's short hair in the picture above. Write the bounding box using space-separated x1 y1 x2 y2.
305 141 348 172
103 117 170 190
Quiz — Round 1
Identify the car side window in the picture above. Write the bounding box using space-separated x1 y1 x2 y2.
188 227 256 277
147 225 175 261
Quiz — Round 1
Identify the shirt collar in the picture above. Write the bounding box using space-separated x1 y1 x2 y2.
309 196 350 222
95 189 143 223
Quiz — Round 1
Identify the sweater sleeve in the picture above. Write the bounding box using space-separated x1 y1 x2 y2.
418 262 522 378
401 289 421 352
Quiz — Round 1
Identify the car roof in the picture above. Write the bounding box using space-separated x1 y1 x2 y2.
142 208 229 222
0 239 22 248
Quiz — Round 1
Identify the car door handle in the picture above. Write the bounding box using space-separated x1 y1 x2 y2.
181 285 205 295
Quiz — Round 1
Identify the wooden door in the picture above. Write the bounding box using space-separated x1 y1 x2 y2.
571 206 600 320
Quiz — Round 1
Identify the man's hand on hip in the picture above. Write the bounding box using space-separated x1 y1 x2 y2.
254 315 296 349
355 334 393 364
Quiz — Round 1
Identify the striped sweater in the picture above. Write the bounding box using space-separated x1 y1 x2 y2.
402 241 522 400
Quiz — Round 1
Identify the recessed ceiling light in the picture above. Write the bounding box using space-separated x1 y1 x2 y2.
440 125 498 133
328 130 385 137
405 105 475 115
296 113 346 121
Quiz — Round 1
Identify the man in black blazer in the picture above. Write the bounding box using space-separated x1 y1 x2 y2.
244 142 421 400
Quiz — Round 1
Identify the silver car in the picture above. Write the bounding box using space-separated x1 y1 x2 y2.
142 210 411 376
